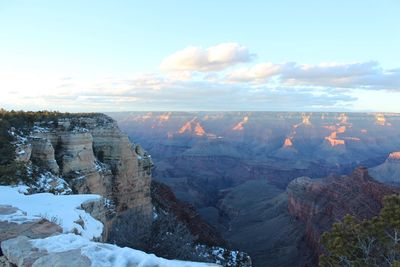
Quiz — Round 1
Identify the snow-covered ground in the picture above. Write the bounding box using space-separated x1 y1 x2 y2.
0 185 103 240
0 185 220 266
31 233 218 267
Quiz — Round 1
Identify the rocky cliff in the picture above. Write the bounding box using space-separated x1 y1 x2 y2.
16 114 153 241
287 167 399 260
151 180 225 246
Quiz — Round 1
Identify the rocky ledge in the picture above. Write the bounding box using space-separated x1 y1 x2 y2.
0 203 220 267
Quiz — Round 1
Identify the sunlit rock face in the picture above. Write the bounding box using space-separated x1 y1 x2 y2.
178 119 195 134
301 114 312 125
194 122 206 136
157 112 171 122
375 113 387 126
388 151 400 162
232 116 249 131
324 131 345 147
283 137 293 147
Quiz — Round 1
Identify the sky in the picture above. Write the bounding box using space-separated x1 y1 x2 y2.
0 0 399 112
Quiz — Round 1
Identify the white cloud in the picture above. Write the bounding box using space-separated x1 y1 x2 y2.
160 43 254 72
1 73 358 112
226 62 285 83
1 44 399 112
225 61 400 90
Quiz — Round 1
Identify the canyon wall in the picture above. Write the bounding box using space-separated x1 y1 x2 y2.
287 167 399 259
26 115 153 239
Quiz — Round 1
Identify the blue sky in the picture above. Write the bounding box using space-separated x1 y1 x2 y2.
0 0 399 112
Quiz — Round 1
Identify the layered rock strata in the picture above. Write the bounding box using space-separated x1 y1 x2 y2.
21 115 153 243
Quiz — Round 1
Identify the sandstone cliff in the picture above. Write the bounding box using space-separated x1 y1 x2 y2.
16 114 153 242
287 167 399 260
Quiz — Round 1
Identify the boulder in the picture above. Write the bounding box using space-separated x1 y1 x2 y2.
32 249 91 267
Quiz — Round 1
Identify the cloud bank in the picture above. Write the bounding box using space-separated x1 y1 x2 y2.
226 61 400 90
1 43 399 112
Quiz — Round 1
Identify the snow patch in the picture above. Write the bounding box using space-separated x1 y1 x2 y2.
32 125 51 133
0 185 103 240
31 234 219 267
31 172 72 195
0 206 39 224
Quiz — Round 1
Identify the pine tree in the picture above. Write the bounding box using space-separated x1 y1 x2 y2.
320 195 400 267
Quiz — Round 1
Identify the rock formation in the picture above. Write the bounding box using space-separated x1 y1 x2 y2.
29 137 59 173
370 151 400 185
28 115 152 216
109 111 400 266
287 167 399 260
12 114 153 244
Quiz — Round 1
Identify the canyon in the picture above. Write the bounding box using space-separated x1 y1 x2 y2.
1 112 250 267
2 111 400 266
109 111 400 266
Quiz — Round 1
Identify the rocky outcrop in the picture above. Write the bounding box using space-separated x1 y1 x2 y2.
370 151 400 185
56 132 96 175
87 119 152 214
1 233 221 267
1 235 91 267
15 143 32 163
287 167 399 259
29 137 59 174
0 206 62 241
81 198 115 242
13 114 153 245
27 115 152 216
0 205 62 257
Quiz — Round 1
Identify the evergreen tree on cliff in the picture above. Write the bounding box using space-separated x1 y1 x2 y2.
320 195 400 267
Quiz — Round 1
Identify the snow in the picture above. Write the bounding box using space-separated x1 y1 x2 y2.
32 172 72 195
0 185 103 240
0 206 38 224
94 160 110 173
32 125 50 133
0 186 221 266
196 245 251 267
32 233 219 267
71 126 89 133
17 150 26 155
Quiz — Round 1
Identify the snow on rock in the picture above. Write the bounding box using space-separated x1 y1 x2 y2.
196 245 252 267
94 160 111 173
29 233 220 267
30 172 73 195
32 125 51 133
0 205 38 224
0 185 103 240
